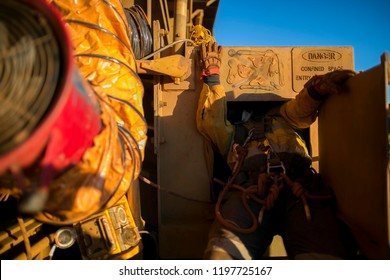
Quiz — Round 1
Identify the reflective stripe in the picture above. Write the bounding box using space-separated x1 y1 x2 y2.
205 235 252 260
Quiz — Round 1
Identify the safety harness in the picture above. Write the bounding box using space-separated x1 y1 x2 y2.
214 117 332 234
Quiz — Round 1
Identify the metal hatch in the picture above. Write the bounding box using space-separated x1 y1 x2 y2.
318 53 390 259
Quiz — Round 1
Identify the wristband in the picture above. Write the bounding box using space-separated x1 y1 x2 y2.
201 67 220 77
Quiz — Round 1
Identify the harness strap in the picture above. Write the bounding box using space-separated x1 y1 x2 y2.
214 117 331 234
215 164 333 234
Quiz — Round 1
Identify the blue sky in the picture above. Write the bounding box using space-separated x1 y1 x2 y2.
213 0 390 72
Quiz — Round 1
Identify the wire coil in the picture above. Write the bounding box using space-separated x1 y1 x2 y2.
124 5 153 59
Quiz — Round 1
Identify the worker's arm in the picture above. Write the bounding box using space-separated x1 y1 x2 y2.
196 42 233 157
279 87 322 129
280 70 356 129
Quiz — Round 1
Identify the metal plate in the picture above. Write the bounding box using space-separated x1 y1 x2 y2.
318 53 390 259
157 47 212 259
220 46 354 101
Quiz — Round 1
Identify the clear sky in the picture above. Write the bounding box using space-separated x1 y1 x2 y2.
213 0 390 72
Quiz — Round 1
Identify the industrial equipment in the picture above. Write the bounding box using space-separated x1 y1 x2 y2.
0 0 388 260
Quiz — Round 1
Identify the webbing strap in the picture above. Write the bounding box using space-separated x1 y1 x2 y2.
252 117 265 140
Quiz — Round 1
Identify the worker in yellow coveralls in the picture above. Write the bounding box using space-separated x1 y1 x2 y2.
196 42 356 260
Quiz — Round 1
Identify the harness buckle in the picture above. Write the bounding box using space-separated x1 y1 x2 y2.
267 152 286 175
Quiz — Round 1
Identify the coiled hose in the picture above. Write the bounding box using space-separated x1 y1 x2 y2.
32 0 146 224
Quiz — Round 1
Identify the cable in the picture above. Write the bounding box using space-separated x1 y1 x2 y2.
138 175 212 204
118 125 143 168
124 8 141 59
123 5 153 60
118 127 137 180
107 94 147 129
93 92 144 206
102 0 130 38
141 39 195 60
49 245 56 260
133 5 153 58
74 54 147 158
66 19 132 54
60 1 146 223
75 52 139 76
102 130 128 208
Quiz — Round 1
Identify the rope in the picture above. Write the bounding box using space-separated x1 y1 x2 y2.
281 173 332 222
95 92 143 190
190 25 215 46
214 143 258 234
214 145 333 234
214 173 283 234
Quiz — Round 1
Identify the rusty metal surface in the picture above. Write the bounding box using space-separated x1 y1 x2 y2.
318 53 389 259
156 47 212 259
0 218 42 256
137 54 190 78
219 46 354 101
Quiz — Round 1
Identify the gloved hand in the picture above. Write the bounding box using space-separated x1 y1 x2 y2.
304 69 356 100
200 42 222 77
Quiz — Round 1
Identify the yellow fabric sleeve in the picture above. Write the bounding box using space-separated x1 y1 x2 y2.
279 87 322 129
196 83 233 157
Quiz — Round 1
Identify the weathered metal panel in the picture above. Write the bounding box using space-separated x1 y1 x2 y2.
157 46 213 259
155 45 361 259
219 46 354 101
156 46 390 260
318 53 390 259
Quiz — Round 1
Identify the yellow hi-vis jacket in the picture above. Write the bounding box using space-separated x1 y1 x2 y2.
196 83 322 169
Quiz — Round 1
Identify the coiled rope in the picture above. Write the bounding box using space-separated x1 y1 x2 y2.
190 25 215 46
214 144 332 234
